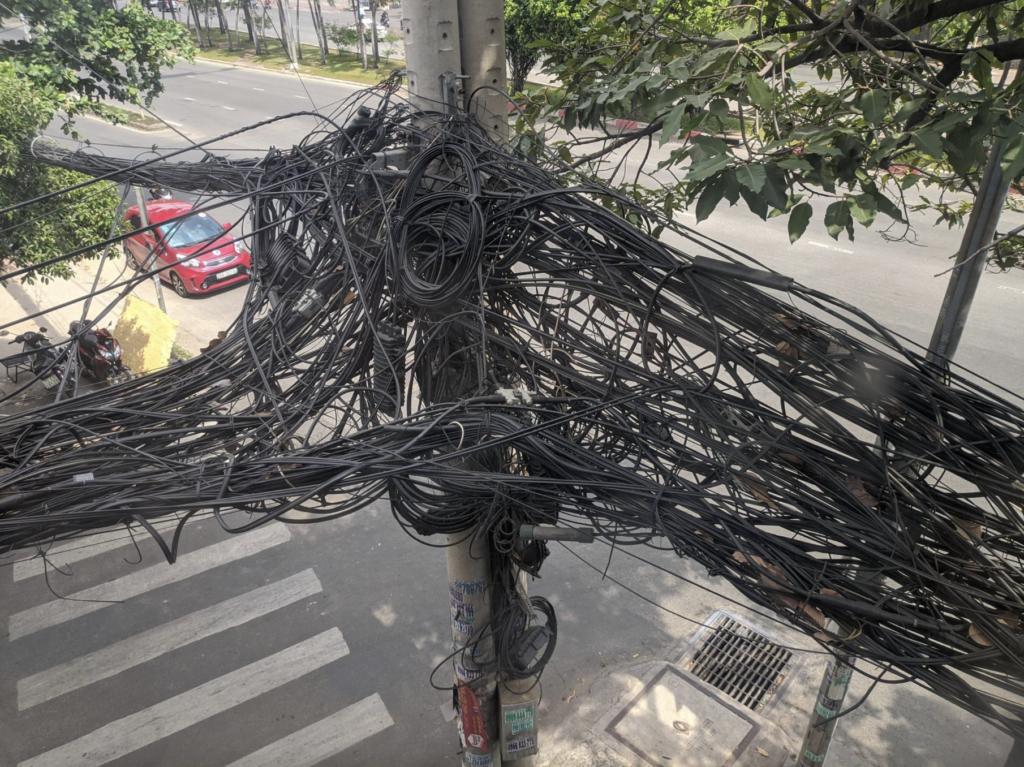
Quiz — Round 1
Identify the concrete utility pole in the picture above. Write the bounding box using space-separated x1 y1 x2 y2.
402 2 519 764
456 0 507 144
133 187 168 314
402 0 463 113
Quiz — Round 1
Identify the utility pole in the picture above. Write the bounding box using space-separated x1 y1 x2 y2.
797 653 855 767
133 187 168 314
927 64 1022 366
927 140 1012 365
402 3 520 764
456 0 507 144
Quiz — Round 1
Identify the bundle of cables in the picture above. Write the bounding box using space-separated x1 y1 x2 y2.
3 77 1024 734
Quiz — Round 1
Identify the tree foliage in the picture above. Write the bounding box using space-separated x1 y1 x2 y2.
505 0 586 94
529 0 1024 266
0 63 120 282
0 0 194 124
0 1 192 279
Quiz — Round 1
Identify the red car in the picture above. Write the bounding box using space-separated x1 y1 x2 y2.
124 200 251 297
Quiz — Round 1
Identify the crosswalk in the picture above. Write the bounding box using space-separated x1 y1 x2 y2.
4 520 395 766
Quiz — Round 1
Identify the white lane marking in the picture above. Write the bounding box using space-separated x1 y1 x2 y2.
18 569 322 710
18 629 349 767
186 75 195 78
14 519 182 581
807 240 854 254
997 284 1024 296
217 80 229 84
225 694 393 767
223 106 237 111
183 97 195 101
253 87 265 91
294 94 306 99
8 525 290 641
163 119 184 127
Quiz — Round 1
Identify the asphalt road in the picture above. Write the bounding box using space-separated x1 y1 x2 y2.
2 57 1022 767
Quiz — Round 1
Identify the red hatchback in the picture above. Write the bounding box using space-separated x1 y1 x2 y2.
124 200 251 297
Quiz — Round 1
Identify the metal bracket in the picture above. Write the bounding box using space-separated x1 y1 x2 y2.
440 72 470 115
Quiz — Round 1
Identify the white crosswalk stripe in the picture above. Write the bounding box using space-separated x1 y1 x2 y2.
13 518 183 582
224 694 394 767
18 629 351 767
8 523 290 640
17 569 323 710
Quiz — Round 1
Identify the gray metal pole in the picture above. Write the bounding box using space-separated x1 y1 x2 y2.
133 187 168 314
401 0 462 112
927 64 1022 365
455 0 508 144
797 653 855 767
926 141 1011 365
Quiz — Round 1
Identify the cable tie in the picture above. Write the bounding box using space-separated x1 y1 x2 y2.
73 472 94 484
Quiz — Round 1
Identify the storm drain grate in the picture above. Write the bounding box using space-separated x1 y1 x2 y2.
683 613 793 713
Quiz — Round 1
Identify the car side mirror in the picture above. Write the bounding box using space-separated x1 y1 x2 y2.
223 222 232 231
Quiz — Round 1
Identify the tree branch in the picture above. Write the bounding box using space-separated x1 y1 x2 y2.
570 119 664 169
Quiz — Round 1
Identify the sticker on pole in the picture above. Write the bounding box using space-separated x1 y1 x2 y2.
458 685 488 751
500 699 539 760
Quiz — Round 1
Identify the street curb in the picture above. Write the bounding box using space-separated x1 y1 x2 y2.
193 55 401 89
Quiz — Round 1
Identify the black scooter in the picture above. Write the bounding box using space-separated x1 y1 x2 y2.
1 328 72 392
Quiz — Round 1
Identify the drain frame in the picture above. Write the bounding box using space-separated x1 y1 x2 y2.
674 611 797 715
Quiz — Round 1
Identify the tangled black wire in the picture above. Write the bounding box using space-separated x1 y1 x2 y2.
4 77 1024 735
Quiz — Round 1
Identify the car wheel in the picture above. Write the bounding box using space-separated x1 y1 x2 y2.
125 246 137 269
170 272 188 298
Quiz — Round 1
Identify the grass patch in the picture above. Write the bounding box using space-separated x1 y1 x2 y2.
93 104 166 132
170 343 193 362
191 29 404 86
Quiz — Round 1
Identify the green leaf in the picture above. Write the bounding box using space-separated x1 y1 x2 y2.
912 129 945 161
860 90 887 127
740 184 768 220
849 194 878 227
761 164 789 211
659 103 687 147
745 73 773 110
735 163 766 192
709 99 729 120
778 157 812 172
1000 136 1024 181
687 153 732 181
695 175 727 222
824 200 851 240
875 194 906 224
893 98 927 123
788 202 813 244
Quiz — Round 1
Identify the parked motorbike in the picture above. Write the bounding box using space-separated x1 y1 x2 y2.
69 321 132 383
1 327 71 392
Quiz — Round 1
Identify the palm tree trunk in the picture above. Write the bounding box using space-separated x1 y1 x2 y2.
294 0 303 60
370 1 379 68
189 1 205 46
214 0 229 34
312 0 327 65
242 0 260 53
276 0 293 60
353 4 367 69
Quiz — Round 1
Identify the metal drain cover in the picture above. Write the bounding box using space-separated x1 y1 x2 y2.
606 665 760 767
680 611 794 713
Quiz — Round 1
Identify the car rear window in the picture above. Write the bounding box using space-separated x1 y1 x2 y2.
160 213 224 249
